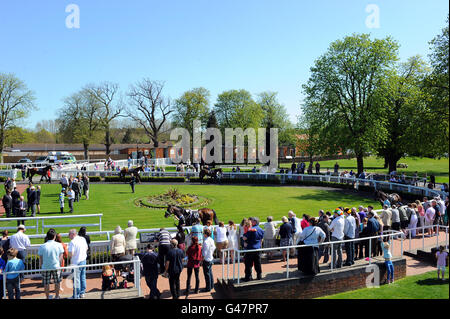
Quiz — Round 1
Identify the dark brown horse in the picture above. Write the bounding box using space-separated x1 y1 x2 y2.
165 205 218 227
374 190 402 207
198 168 223 183
26 165 53 183
119 165 144 182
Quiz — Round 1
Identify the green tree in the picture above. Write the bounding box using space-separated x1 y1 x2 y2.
57 89 103 160
0 73 36 159
173 87 210 132
121 127 134 144
257 91 295 147
377 56 430 172
419 15 449 156
214 89 263 131
301 34 399 174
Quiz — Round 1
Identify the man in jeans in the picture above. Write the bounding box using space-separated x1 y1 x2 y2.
201 228 216 292
68 229 88 299
38 229 64 299
343 210 356 266
329 209 345 269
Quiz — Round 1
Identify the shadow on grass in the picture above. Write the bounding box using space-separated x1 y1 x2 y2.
416 278 449 286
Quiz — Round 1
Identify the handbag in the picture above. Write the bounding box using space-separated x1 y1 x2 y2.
298 227 316 246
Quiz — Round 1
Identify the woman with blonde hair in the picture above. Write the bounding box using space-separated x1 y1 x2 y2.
226 220 238 259
101 265 118 291
415 200 425 234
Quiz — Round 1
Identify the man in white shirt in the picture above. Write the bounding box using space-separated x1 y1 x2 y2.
343 210 356 266
124 220 138 255
68 229 88 299
67 188 75 213
425 201 436 237
329 209 345 269
10 225 31 262
288 211 302 255
201 228 216 292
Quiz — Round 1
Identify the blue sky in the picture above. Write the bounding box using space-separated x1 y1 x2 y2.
0 0 448 129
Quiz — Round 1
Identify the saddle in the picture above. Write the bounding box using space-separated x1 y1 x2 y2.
184 209 200 225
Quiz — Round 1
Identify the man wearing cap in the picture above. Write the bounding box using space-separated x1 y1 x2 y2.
329 209 345 268
59 188 65 214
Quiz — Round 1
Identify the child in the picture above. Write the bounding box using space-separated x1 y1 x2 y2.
436 245 448 281
101 265 118 291
59 188 65 214
382 239 394 284
4 248 25 299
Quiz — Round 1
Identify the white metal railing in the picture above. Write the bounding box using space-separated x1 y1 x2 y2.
220 231 405 283
1 257 141 299
403 224 449 252
0 214 103 234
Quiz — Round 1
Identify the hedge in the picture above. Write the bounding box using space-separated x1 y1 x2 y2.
0 177 6 182
88 176 102 182
104 176 185 183
189 177 282 185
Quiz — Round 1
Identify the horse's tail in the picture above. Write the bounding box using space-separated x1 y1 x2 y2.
212 209 218 225
26 169 30 178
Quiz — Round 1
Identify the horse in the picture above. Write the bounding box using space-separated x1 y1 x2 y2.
26 165 53 183
164 204 219 227
119 165 144 182
198 168 223 183
374 190 402 207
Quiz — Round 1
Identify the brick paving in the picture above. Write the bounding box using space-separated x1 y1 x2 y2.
10 231 446 299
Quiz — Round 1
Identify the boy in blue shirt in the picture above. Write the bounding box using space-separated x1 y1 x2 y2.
4 248 25 299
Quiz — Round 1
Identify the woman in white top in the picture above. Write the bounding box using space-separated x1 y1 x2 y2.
214 221 228 263
408 204 419 237
110 226 126 260
226 220 238 258
263 216 277 259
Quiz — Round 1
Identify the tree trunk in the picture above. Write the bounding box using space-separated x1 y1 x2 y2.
356 153 364 175
105 127 111 156
383 156 389 169
388 155 402 173
83 143 90 161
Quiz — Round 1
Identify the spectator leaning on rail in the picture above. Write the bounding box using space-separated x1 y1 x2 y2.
343 209 356 266
242 217 264 282
38 228 64 299
4 248 25 299
9 225 30 268
124 220 138 255
68 228 88 299
297 217 326 275
156 228 172 274
279 216 293 263
288 211 302 255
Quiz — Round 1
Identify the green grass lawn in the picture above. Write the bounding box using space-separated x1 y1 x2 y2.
1 183 379 243
279 156 449 183
319 267 449 299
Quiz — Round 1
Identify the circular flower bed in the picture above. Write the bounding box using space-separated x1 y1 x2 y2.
134 188 211 209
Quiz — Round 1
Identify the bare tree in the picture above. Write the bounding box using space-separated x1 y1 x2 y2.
57 89 102 160
0 73 36 159
85 82 124 155
127 79 173 147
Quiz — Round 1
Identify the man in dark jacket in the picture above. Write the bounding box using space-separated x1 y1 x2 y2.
164 239 185 299
243 217 264 281
11 187 21 218
2 191 13 218
28 186 38 217
363 212 380 258
139 244 161 299
318 215 331 263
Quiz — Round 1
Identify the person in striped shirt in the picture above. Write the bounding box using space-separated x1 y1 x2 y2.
157 228 172 275
59 189 65 214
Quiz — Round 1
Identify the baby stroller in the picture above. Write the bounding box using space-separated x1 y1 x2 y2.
116 254 135 288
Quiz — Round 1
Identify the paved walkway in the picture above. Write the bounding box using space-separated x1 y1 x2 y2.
0 184 28 218
11 232 447 299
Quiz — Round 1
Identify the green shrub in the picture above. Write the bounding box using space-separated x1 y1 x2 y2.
0 177 6 182
88 176 102 182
